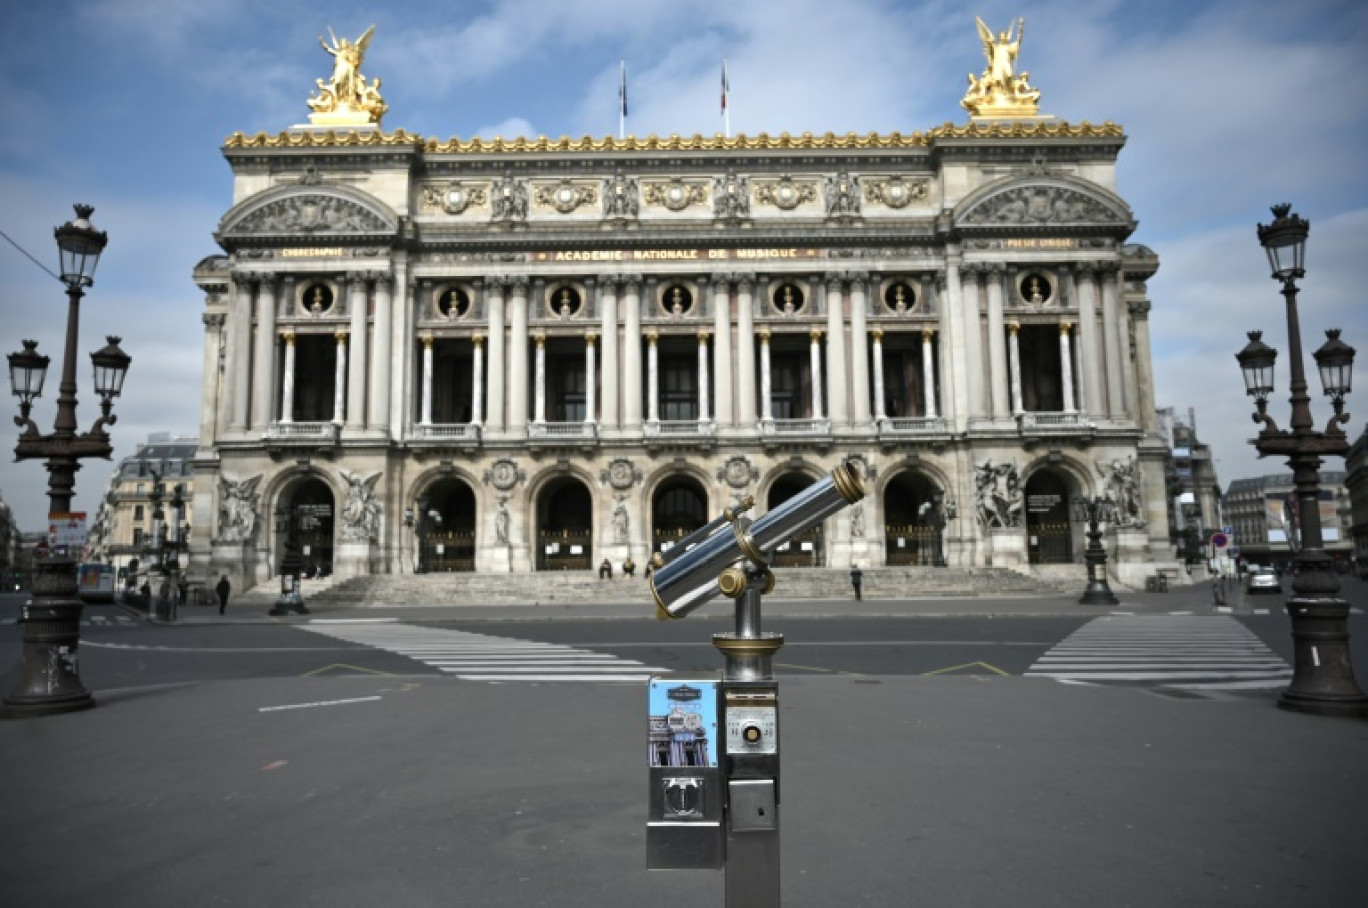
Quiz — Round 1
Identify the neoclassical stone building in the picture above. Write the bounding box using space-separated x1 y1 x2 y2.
188 30 1175 590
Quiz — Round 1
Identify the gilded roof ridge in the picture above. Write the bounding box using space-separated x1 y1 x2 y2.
223 120 1124 152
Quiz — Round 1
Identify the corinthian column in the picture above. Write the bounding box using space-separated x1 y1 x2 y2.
226 274 253 432
710 278 733 427
759 329 773 422
646 332 659 424
471 335 484 425
346 274 368 430
369 274 393 431
1100 263 1124 418
599 279 618 428
623 278 642 426
532 333 546 425
250 275 277 431
986 266 1009 418
823 276 847 424
585 333 597 424
921 329 937 418
485 280 505 431
1060 322 1076 412
698 331 711 423
333 331 348 424
1008 323 1023 415
279 332 296 423
809 329 825 420
1073 265 1102 417
850 275 871 424
419 334 434 426
736 275 757 425
508 277 529 431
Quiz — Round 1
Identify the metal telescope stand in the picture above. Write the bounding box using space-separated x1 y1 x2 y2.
713 561 782 908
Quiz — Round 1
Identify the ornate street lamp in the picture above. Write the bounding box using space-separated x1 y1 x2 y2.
4 205 128 718
1239 203 1366 717
1072 495 1119 605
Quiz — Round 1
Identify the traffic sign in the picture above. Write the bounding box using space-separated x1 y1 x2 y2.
1222 525 1233 536
1211 532 1229 549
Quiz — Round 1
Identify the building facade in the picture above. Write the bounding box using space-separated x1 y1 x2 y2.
1345 427 1368 575
88 434 198 587
1156 407 1222 564
1222 472 1353 572
188 34 1178 590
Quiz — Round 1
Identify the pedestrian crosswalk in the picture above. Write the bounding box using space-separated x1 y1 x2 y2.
300 620 666 683
1026 615 1292 691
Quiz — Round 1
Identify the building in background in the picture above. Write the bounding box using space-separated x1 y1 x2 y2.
87 433 198 587
189 23 1181 591
1156 407 1221 566
0 491 21 589
1222 472 1352 572
1346 426 1368 576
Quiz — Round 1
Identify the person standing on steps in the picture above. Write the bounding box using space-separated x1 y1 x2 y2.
850 564 863 601
215 575 231 615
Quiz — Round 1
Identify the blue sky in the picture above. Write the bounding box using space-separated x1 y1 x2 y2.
1 0 1366 532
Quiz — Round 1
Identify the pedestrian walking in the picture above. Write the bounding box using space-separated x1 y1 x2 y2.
850 565 863 601
215 575 231 615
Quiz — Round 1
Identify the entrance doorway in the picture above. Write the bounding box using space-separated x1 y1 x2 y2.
417 478 477 572
1025 469 1073 564
536 477 592 571
281 477 335 576
652 477 708 554
883 472 943 566
768 474 823 567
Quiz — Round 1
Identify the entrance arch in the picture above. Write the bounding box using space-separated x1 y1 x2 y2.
1025 469 1074 564
652 476 708 554
536 476 592 571
883 472 944 566
768 473 823 567
280 477 335 577
418 478 477 572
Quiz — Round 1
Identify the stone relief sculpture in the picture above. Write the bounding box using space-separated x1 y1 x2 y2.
961 185 1117 226
612 499 630 543
494 497 511 544
714 171 750 220
491 174 529 222
849 502 865 538
974 460 1022 529
218 474 262 543
1097 456 1146 529
339 469 382 541
825 171 861 218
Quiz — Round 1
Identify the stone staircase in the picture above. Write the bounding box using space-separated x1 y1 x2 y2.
268 565 1073 608
233 573 355 607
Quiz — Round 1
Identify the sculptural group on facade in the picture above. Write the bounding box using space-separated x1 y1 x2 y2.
492 174 530 221
1097 457 1146 529
975 460 1023 529
218 475 262 543
309 26 388 124
339 469 382 541
961 16 1041 116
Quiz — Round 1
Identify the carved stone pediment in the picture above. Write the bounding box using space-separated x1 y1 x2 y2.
219 186 398 241
955 177 1131 230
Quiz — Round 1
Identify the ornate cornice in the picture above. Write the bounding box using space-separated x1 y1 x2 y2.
223 121 1125 153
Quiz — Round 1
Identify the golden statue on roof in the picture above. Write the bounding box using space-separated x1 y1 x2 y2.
308 26 388 127
961 16 1042 119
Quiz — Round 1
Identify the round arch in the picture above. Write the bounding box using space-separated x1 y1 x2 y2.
882 470 949 567
276 475 336 577
534 475 593 571
651 474 709 555
414 475 478 572
1023 467 1077 564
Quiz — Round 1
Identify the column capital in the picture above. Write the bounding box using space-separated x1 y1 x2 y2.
1007 322 1019 335
1128 299 1152 318
508 275 530 293
809 328 824 342
534 332 546 347
232 271 262 289
1060 321 1074 333
823 272 844 291
472 333 485 347
421 334 434 348
645 330 658 345
921 327 936 340
698 330 710 343
585 331 597 345
282 331 296 344
758 328 771 342
1098 260 1122 275
335 329 349 342
871 328 883 341
203 312 227 329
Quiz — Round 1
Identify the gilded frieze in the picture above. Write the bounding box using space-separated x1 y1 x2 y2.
535 180 598 214
754 176 818 211
863 176 930 209
421 183 489 215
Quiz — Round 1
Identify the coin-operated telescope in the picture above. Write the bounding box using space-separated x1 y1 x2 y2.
645 459 865 907
648 458 865 621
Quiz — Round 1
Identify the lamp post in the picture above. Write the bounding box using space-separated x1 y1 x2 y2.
1072 495 1119 605
5 205 129 717
1236 203 1367 717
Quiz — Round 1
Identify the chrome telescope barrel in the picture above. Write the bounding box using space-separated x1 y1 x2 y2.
651 495 755 569
649 460 865 620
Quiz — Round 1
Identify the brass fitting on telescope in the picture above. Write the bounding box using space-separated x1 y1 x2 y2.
718 566 748 598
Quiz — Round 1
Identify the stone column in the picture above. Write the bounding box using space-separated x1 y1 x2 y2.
279 331 296 423
623 278 643 427
419 334 434 426
1111 264 1136 419
485 280 505 431
1074 265 1103 418
533 333 546 424
333 331 348 424
759 329 773 422
872 329 886 421
599 279 618 428
1060 322 1077 413
508 277 529 431
201 313 226 440
346 274 368 430
710 278 733 427
824 276 848 424
250 275 277 431
226 275 253 433
471 335 484 425
986 266 1009 418
935 272 960 424
369 274 392 431
1099 264 1124 418
921 329 938 418
585 332 597 424
1130 300 1159 433
736 276 757 426
698 331 711 423
1007 323 1023 415
809 329 825 420
850 275 871 424
646 331 659 424
945 257 974 423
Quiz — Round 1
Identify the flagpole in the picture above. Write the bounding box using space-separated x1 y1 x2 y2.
722 59 730 138
619 60 626 141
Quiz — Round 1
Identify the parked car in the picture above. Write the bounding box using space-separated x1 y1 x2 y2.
1247 569 1281 595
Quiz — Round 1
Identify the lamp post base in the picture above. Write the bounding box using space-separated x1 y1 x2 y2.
1078 580 1120 606
3 557 95 719
1277 597 1368 719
